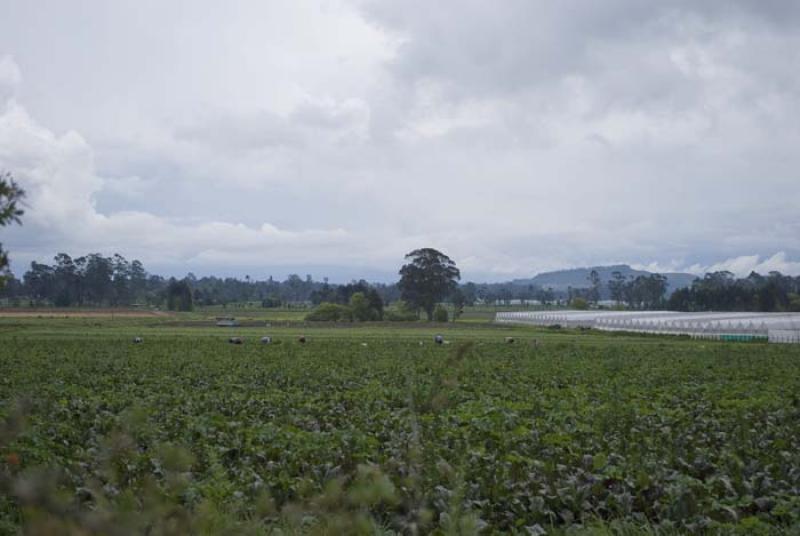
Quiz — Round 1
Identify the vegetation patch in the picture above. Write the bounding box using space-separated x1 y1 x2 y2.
1 324 799 533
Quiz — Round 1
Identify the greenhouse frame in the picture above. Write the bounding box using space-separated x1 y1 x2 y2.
495 310 800 343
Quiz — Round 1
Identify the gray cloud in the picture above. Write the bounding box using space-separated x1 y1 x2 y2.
0 1 799 280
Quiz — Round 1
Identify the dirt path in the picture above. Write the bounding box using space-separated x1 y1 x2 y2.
0 309 172 318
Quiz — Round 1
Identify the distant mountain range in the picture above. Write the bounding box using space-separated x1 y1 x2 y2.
510 264 697 297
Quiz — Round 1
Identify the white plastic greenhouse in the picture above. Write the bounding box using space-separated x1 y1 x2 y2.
495 310 800 343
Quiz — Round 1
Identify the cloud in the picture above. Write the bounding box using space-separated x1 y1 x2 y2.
688 252 800 278
1 2 800 281
0 91 352 273
632 252 800 277
0 55 21 98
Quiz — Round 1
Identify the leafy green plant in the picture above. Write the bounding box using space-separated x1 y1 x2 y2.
1 326 799 533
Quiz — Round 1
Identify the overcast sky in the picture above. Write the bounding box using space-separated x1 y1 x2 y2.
1 0 799 282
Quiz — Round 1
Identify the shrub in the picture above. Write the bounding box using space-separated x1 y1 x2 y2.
385 310 418 322
570 297 589 310
305 302 352 322
349 292 374 322
385 301 418 322
261 296 282 308
433 304 449 323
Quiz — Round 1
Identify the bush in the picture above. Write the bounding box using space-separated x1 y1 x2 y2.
349 292 375 322
261 296 282 308
570 297 589 310
433 304 449 323
305 302 352 322
385 309 418 322
385 301 418 322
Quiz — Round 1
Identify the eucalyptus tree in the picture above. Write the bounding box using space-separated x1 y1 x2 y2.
398 248 461 321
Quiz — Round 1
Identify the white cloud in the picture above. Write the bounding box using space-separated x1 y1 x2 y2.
1 2 800 281
688 252 800 278
0 93 353 272
634 252 800 278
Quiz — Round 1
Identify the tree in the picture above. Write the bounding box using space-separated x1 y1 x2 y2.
24 262 55 304
306 302 351 321
366 288 384 320
53 253 79 306
451 287 466 320
608 271 627 305
83 254 114 305
129 260 148 303
349 292 371 322
587 269 602 304
433 304 449 322
536 286 555 306
398 248 461 321
624 274 667 309
111 253 132 306
461 282 478 306
166 278 194 311
571 297 589 310
0 172 25 287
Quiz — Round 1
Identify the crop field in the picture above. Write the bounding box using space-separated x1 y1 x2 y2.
1 317 800 534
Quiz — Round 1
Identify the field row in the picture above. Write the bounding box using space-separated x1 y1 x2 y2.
1 327 799 533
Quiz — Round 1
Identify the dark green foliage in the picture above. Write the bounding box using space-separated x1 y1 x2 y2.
570 296 589 310
1 334 799 533
384 301 418 321
451 287 466 319
398 248 461 321
587 269 602 304
306 292 383 323
668 271 800 312
365 289 384 320
0 171 25 286
305 302 352 321
261 296 282 308
166 278 193 311
612 273 669 309
7 255 399 309
17 253 155 306
433 303 449 322
0 172 23 227
349 292 371 322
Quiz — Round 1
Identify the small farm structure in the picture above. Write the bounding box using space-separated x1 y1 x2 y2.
496 310 800 343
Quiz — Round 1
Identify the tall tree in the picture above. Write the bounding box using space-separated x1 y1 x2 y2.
398 248 461 321
83 254 114 305
0 172 25 287
53 253 79 306
166 278 194 311
366 288 384 320
129 260 148 303
24 262 55 304
111 254 132 306
608 271 627 305
587 269 602 304
461 282 478 306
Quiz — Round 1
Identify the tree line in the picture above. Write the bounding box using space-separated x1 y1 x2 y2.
667 271 800 312
574 269 800 312
0 253 401 310
3 251 800 315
